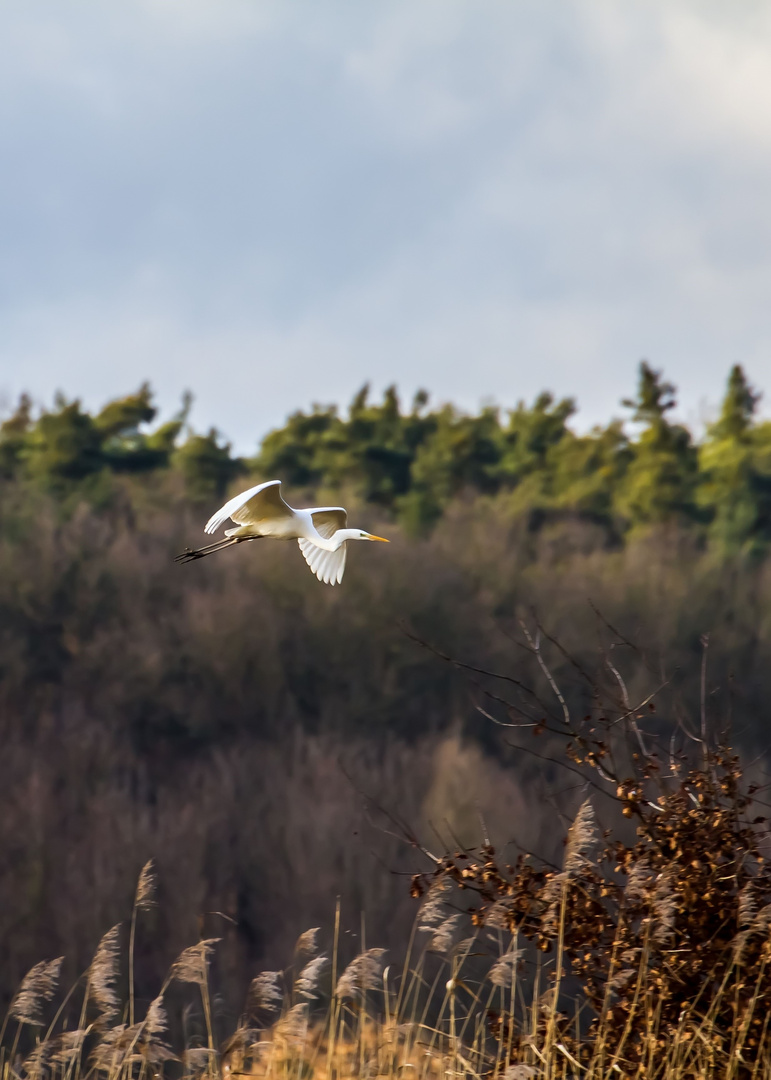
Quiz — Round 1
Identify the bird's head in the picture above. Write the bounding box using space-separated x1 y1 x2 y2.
346 529 389 543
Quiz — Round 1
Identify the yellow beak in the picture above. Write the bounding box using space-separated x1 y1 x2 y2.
366 533 390 542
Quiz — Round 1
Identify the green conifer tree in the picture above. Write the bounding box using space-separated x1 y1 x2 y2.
0 394 33 480
699 365 771 552
173 429 244 502
23 395 104 488
615 362 698 528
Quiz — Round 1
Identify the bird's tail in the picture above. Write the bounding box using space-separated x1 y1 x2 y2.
174 536 244 563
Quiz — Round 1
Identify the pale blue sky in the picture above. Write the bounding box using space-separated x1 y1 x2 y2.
2 1 771 449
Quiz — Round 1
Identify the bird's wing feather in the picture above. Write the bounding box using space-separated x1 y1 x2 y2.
298 537 347 585
308 507 347 539
205 480 292 535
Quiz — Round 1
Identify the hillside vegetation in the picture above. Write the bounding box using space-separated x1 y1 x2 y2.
3 624 771 1080
3 361 771 1047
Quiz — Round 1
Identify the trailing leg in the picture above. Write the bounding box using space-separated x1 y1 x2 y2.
174 536 247 563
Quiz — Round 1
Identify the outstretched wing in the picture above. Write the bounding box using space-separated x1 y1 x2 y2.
309 506 347 539
298 537 347 585
205 480 293 535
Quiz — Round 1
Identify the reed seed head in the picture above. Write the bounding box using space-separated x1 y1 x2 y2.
489 946 522 987
652 870 676 944
738 885 758 929
335 948 386 999
51 1029 88 1067
10 956 63 1025
183 1046 215 1076
248 971 283 1015
135 859 157 911
275 1003 308 1048
295 954 329 1000
563 798 598 876
171 938 221 986
144 993 168 1037
91 1023 128 1071
625 857 652 904
294 927 320 958
429 915 462 955
418 878 450 932
90 925 122 1022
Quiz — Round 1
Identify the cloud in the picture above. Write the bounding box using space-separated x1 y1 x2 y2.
1 0 771 448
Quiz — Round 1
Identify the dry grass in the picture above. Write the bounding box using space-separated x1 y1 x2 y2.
4 728 771 1080
5 789 771 1080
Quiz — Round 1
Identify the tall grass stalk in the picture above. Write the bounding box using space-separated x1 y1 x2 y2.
325 898 341 1080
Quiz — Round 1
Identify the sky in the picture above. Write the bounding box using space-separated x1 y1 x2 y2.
2 1 771 451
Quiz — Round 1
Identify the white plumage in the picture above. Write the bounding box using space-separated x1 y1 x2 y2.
176 479 388 585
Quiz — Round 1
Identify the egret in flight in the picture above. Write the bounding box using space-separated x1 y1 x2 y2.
175 480 389 585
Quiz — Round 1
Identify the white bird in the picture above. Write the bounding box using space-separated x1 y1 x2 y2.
175 479 389 585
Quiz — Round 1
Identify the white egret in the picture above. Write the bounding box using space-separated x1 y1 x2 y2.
175 479 389 585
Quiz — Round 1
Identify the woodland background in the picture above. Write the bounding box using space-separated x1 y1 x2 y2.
2 361 771 1023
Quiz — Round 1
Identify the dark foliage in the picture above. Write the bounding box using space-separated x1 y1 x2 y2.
3 365 771 1044
408 623 771 1074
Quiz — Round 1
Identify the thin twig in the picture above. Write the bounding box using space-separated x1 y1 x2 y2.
519 620 570 728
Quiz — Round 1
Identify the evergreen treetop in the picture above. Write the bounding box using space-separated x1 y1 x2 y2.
2 364 770 551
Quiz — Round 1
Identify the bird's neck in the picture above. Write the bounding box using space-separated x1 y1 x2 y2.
311 536 337 551
311 529 357 551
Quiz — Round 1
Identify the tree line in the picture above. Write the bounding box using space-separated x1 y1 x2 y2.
2 362 771 551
